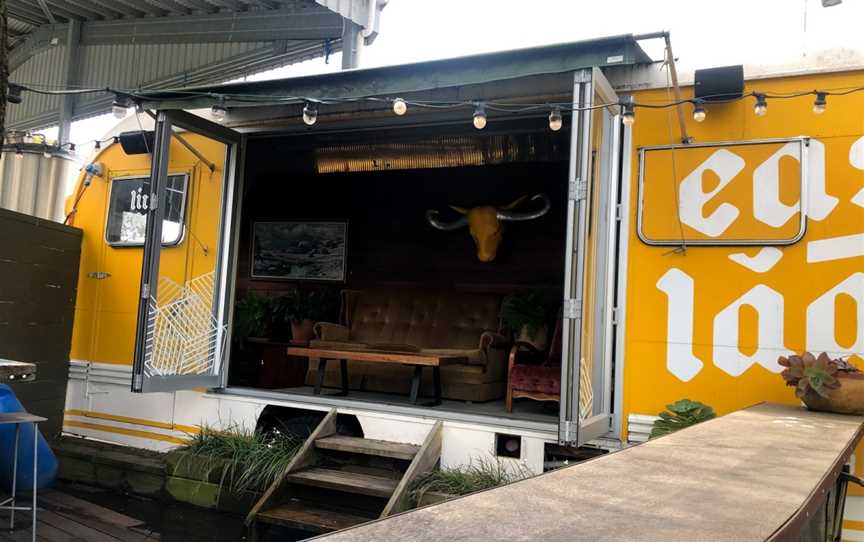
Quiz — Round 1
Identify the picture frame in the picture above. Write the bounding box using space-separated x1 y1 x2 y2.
251 221 347 281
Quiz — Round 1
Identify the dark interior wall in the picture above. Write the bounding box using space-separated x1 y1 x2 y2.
234 123 570 324
0 209 82 437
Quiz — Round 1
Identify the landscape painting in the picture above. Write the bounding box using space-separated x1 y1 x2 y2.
251 221 347 281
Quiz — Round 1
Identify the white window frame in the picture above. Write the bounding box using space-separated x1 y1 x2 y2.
105 172 190 247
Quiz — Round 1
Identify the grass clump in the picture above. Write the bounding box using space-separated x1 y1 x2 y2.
174 424 301 493
410 456 532 504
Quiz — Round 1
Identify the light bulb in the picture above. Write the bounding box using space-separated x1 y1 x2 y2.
392 98 407 116
111 98 128 119
69 143 76 153
14 147 23 159
473 104 487 130
620 96 636 126
754 94 768 116
94 140 101 150
812 92 827 114
211 104 227 122
548 107 563 131
692 101 706 123
43 147 51 158
302 103 318 126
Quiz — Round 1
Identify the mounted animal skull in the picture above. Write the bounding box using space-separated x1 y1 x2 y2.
426 193 551 262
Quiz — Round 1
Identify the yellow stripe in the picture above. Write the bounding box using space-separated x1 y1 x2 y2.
844 520 864 531
64 409 200 434
63 420 190 445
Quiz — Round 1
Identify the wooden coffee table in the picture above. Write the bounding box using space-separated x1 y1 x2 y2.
285 347 465 406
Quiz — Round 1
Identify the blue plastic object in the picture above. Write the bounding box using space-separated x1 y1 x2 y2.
0 385 57 491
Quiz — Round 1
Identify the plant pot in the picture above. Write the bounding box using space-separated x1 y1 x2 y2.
290 319 316 343
800 373 864 415
517 324 548 351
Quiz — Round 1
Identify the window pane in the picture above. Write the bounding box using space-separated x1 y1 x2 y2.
106 175 187 245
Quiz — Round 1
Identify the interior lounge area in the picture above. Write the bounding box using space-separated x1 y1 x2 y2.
226 117 572 426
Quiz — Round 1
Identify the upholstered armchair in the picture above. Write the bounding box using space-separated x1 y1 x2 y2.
505 314 562 412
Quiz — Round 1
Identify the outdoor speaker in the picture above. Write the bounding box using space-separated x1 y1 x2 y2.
118 130 155 155
694 65 744 102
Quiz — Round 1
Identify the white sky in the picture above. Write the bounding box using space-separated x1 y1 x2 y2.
40 0 864 155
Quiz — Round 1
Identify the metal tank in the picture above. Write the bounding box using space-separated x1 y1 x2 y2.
0 132 78 223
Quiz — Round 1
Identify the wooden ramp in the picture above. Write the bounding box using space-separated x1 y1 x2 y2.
247 409 442 536
315 404 864 542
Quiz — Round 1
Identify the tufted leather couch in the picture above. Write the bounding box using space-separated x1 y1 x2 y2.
305 289 510 402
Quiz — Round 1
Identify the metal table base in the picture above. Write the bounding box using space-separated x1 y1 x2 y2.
0 412 46 542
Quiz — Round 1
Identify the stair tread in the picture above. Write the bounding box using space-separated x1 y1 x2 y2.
316 435 420 460
258 500 371 533
286 467 399 498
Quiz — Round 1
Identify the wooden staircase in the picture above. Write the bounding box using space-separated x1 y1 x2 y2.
246 410 443 537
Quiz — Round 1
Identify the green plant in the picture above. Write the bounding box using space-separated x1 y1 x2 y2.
271 288 339 326
778 351 859 399
174 424 301 493
649 399 716 439
500 291 547 337
233 291 269 341
409 456 532 504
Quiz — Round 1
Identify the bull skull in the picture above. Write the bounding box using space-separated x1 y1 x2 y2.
426 193 551 262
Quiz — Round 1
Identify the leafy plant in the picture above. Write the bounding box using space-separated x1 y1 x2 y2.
500 291 547 337
174 424 301 493
778 351 859 399
409 456 532 504
233 291 269 341
271 288 339 326
649 399 716 439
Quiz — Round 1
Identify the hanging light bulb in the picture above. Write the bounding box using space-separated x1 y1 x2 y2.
548 107 563 131
135 102 145 114
211 102 228 122
392 98 407 116
812 92 827 114
302 102 318 126
473 103 487 130
69 143 76 152
94 140 102 150
42 147 51 159
620 96 636 126
14 147 23 159
753 93 768 116
112 97 130 119
692 100 706 123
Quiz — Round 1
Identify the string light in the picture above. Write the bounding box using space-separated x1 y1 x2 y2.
14 147 23 159
302 102 318 126
754 93 768 116
621 96 636 126
211 101 228 122
692 100 706 123
472 103 487 130
392 97 407 116
43 146 51 158
94 140 101 150
548 107 563 131
813 92 827 114
112 96 130 119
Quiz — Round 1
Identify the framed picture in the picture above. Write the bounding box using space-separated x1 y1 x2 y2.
251 221 347 281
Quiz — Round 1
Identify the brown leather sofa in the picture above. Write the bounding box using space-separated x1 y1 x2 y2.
305 289 509 402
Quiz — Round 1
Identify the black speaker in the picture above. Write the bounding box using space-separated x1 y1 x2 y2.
118 130 155 155
694 65 744 102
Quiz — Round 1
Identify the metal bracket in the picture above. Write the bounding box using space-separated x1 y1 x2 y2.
559 420 578 444
611 307 620 325
563 299 582 320
841 472 864 487
87 271 111 280
149 194 158 211
141 282 150 299
615 203 623 222
568 179 588 201
132 374 143 389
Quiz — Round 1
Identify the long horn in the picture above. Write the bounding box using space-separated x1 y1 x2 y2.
497 193 551 221
426 210 468 231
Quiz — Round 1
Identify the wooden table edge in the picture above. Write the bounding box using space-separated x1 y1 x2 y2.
285 347 466 367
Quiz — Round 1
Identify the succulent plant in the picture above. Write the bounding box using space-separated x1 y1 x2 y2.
650 399 716 439
777 351 858 399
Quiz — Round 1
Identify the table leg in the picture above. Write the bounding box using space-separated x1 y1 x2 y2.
10 424 18 530
314 358 327 395
339 359 349 396
432 366 442 406
31 424 37 542
409 366 423 404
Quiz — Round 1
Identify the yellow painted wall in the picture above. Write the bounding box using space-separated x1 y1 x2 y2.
624 70 864 489
67 134 227 366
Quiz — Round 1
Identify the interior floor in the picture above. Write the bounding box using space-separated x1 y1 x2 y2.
262 385 558 425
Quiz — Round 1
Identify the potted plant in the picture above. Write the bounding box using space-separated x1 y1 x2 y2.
271 288 340 343
233 291 269 343
778 352 864 414
649 399 715 438
501 291 548 350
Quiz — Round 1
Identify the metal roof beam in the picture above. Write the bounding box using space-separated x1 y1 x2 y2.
111 0 166 16
141 0 192 15
9 3 52 25
79 6 342 45
56 0 121 19
42 0 102 20
72 0 140 18
34 0 56 23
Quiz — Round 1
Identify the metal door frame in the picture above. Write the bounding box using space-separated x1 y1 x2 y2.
132 110 243 393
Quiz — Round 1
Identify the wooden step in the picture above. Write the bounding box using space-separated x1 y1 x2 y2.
286 467 398 498
258 500 371 533
316 435 420 461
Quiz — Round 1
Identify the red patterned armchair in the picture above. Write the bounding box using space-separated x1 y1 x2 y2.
505 314 562 412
